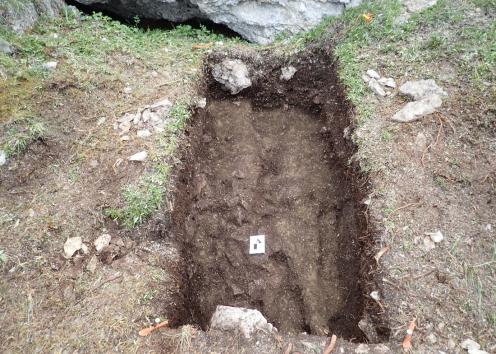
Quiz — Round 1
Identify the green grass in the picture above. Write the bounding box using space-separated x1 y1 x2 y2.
105 100 191 228
105 164 171 228
0 116 46 157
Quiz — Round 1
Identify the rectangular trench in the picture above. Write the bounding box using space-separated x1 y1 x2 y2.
170 51 381 341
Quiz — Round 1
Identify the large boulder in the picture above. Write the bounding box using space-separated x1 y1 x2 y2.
73 0 362 44
0 0 66 33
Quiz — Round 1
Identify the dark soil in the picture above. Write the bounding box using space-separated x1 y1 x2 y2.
170 49 380 341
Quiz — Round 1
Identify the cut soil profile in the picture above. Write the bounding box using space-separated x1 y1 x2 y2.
170 49 387 342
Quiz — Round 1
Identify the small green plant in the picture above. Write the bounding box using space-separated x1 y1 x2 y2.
424 33 444 49
105 164 170 228
1 116 46 157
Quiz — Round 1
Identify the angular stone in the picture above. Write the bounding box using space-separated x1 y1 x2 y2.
64 237 83 258
94 233 112 253
280 66 297 81
392 94 442 123
368 78 386 96
399 79 447 100
128 151 148 162
210 305 273 338
212 59 252 95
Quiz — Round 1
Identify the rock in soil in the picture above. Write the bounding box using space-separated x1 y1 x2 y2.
209 305 274 339
63 237 83 258
403 0 438 12
461 338 481 351
378 77 396 88
86 255 99 273
0 150 6 166
212 59 252 94
128 150 147 162
399 79 447 100
0 39 13 55
391 94 442 122
280 66 297 81
368 78 386 96
41 61 58 71
426 230 444 243
366 69 381 79
94 233 112 253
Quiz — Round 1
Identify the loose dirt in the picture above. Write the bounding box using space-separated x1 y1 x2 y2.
171 50 375 341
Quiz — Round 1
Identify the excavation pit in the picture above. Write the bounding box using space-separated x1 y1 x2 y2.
171 50 381 341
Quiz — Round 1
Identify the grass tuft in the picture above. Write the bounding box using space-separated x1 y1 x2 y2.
1 116 46 157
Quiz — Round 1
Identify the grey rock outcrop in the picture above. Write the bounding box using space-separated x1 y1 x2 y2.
0 0 66 33
73 0 363 44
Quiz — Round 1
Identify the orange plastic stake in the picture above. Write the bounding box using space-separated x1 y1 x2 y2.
402 318 416 351
139 320 169 337
362 13 374 23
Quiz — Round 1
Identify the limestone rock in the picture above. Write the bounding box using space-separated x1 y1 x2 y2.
0 150 6 166
399 79 447 100
0 39 13 55
94 234 112 253
391 94 442 122
368 78 386 97
366 69 381 80
128 151 148 162
378 77 396 88
72 0 362 44
212 59 252 95
0 0 66 33
403 0 438 13
280 66 297 81
64 237 83 258
461 339 481 351
210 305 274 338
41 61 58 71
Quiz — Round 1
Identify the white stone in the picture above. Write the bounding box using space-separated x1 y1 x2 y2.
150 98 172 109
280 66 297 81
64 237 83 258
0 150 6 166
378 77 396 88
399 79 447 100
212 59 252 95
196 97 207 109
86 255 98 273
404 0 438 12
210 305 273 338
123 86 132 94
118 113 135 124
94 233 111 252
426 230 444 243
423 236 436 251
461 339 481 351
468 350 489 354
137 129 152 138
41 61 58 71
120 135 130 141
392 94 442 123
370 291 380 301
368 78 386 96
128 151 148 162
355 344 370 353
366 69 380 79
